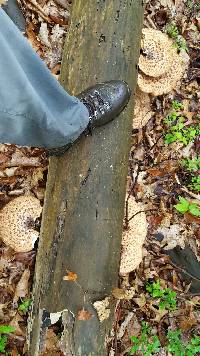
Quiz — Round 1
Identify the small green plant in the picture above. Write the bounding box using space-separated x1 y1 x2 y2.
181 157 200 172
164 111 180 125
174 36 188 52
130 322 161 356
167 330 200 356
0 325 15 353
167 329 185 355
130 324 200 356
186 0 200 10
171 100 184 111
146 281 177 311
166 23 179 38
146 281 164 298
180 157 200 192
188 176 200 191
18 298 32 313
174 196 200 217
164 113 200 146
187 336 200 356
166 23 188 51
0 335 7 353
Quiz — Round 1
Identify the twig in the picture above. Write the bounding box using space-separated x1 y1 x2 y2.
121 347 131 356
117 312 134 340
127 209 157 224
26 0 53 23
169 261 200 283
175 174 200 201
149 134 163 151
128 163 141 199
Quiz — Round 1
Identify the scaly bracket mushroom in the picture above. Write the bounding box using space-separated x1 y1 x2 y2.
119 196 147 275
0 196 42 252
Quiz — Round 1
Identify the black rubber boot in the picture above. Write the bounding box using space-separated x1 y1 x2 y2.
78 80 131 128
47 80 131 156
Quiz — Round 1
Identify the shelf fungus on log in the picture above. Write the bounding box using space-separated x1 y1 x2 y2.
119 196 147 276
133 87 153 129
138 28 189 96
0 196 42 252
139 28 174 78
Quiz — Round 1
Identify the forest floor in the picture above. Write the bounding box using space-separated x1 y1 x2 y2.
0 0 199 355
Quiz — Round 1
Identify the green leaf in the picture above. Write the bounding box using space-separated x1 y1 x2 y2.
159 301 166 310
18 298 32 312
165 133 177 144
174 196 189 213
130 336 139 343
171 100 184 110
181 157 200 172
0 325 15 334
130 344 139 355
188 204 200 217
191 336 200 345
174 203 188 213
175 131 183 139
178 196 188 205
0 335 7 352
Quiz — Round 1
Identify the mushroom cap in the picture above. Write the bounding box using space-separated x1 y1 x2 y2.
133 88 153 129
138 50 188 96
0 196 42 252
139 29 174 78
119 196 147 275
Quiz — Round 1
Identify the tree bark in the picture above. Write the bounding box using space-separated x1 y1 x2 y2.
28 1 144 355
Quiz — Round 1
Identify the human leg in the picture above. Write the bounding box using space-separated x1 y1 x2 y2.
0 8 131 153
0 8 89 149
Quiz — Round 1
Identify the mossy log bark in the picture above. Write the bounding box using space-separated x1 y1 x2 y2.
29 1 143 355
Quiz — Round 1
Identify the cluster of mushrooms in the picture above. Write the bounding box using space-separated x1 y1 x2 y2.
121 28 189 274
133 28 189 129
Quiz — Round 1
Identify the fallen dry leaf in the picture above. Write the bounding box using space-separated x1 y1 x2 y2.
13 269 30 306
30 167 45 188
190 296 200 306
150 304 168 323
112 287 136 300
76 309 93 321
11 347 21 356
132 294 147 308
179 313 197 331
184 212 200 225
63 270 77 281
40 328 61 355
10 313 25 336
8 149 42 167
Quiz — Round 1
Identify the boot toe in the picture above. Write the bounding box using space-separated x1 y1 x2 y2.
105 80 131 112
77 80 131 128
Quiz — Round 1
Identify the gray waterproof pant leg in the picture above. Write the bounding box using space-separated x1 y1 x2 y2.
0 9 89 148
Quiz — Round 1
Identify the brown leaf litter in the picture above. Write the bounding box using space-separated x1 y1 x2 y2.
1 0 200 354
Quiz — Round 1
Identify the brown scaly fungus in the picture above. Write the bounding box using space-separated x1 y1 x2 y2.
138 28 189 96
139 28 175 78
133 87 153 129
119 196 147 276
0 196 42 252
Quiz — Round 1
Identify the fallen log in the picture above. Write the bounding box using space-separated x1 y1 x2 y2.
28 1 144 354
